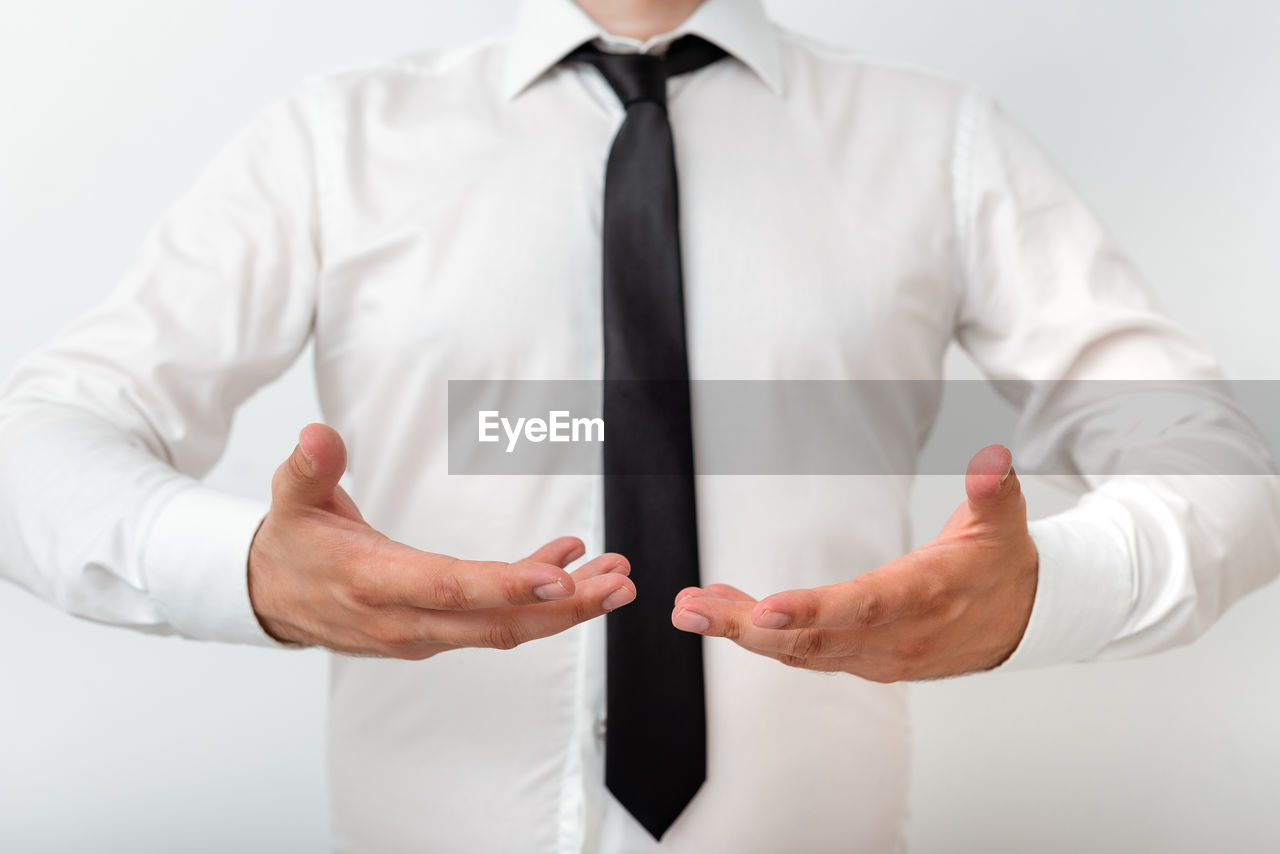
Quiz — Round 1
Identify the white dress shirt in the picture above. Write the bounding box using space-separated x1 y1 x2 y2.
2 0 1277 851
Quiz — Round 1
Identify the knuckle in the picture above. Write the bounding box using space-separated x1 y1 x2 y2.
499 563 530 603
849 593 883 628
481 621 523 651
942 595 970 624
787 628 826 659
776 653 812 670
344 582 379 609
283 452 319 489
428 572 475 610
920 573 949 608
285 453 308 482
566 597 592 626
837 639 864 658
341 546 391 606
924 570 950 598
793 594 821 624
327 579 370 612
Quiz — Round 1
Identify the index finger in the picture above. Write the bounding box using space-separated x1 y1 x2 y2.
751 556 937 631
371 541 620 610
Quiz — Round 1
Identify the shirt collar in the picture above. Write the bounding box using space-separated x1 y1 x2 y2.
500 0 784 100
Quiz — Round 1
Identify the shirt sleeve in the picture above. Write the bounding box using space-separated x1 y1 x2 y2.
0 81 327 646
949 92 1280 669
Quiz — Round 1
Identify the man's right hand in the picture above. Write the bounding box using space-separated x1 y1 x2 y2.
247 423 634 659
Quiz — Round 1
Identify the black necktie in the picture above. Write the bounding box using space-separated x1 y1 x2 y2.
566 36 728 840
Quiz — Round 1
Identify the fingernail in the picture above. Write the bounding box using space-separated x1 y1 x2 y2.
535 581 571 601
673 608 710 633
999 462 1014 486
602 587 635 611
755 609 791 629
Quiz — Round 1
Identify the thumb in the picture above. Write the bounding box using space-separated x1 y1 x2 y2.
273 423 348 507
963 443 1019 517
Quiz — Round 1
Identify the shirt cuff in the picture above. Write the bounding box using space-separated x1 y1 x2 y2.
140 482 283 647
996 498 1135 671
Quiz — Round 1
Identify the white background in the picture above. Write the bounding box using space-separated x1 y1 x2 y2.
1 2 1278 852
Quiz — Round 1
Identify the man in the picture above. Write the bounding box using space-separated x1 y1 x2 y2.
0 0 1276 851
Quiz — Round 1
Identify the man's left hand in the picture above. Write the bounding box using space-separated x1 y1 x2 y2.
671 444 1038 682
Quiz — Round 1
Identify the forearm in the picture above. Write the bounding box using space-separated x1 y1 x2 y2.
1096 472 1276 659
954 92 1280 669
0 398 273 642
0 87 325 643
1003 394 1280 669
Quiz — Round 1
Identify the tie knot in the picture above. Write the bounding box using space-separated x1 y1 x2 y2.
566 35 729 109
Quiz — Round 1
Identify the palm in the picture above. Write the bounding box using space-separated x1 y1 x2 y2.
669 445 1039 682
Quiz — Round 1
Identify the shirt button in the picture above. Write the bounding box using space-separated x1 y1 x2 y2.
594 717 607 741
